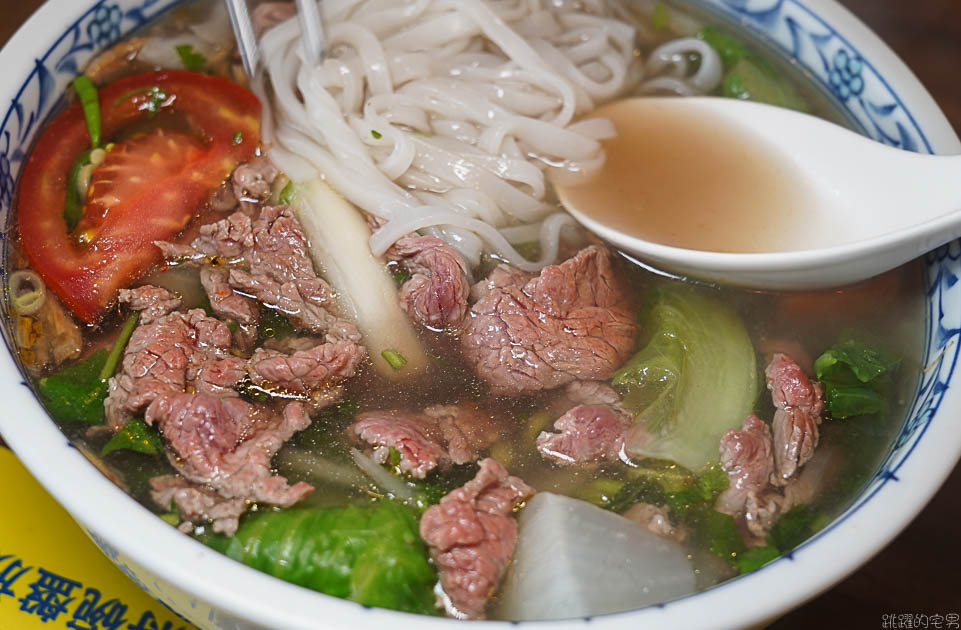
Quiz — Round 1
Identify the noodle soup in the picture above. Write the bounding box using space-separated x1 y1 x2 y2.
4 0 923 621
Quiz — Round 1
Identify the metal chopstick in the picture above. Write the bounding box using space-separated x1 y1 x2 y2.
225 0 260 77
226 0 327 77
295 0 327 66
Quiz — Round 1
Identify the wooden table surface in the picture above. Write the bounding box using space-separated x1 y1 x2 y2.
1 1 959 628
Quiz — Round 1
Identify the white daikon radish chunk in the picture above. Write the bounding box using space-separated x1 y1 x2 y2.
496 493 696 621
288 178 427 377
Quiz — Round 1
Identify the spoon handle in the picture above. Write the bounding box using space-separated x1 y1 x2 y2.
709 99 961 241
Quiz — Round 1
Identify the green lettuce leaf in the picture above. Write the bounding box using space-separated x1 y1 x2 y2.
733 545 780 574
38 349 109 424
38 313 138 424
814 340 899 384
697 26 748 69
697 25 809 111
205 502 438 614
101 419 163 457
769 505 831 552
823 383 885 419
814 340 899 418
722 57 809 111
612 288 757 469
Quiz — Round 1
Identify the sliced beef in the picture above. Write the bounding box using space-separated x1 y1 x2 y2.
469 264 531 302
536 381 643 465
389 235 470 331
253 2 296 38
352 411 449 479
716 415 775 515
146 393 313 507
460 246 637 395
227 268 356 340
232 157 279 211
419 459 534 619
104 308 243 430
422 404 504 465
150 475 246 535
351 403 503 478
200 267 259 350
158 205 360 342
716 354 825 541
192 211 254 259
200 267 258 324
206 157 280 215
742 492 783 541
623 503 687 543
242 205 322 290
536 404 631 465
781 445 843 508
200 357 250 396
766 353 823 485
247 338 366 394
118 285 182 325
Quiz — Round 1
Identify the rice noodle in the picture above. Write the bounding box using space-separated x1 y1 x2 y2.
260 0 721 269
641 37 723 94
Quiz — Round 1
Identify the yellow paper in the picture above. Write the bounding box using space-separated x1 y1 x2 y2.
0 447 197 630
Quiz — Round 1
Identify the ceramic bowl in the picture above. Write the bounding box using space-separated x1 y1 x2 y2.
0 1 958 629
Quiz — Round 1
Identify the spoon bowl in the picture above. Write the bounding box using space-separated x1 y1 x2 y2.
557 97 961 289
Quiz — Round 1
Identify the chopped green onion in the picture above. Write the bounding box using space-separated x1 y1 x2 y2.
8 270 46 316
388 446 402 468
100 312 139 382
651 2 670 30
111 86 154 107
111 85 171 115
175 44 208 72
697 26 748 70
159 513 181 527
73 76 101 148
232 130 244 145
389 263 412 286
371 130 383 139
381 349 408 370
278 180 295 205
145 86 170 116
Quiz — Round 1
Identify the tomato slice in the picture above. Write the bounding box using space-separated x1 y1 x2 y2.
17 71 261 324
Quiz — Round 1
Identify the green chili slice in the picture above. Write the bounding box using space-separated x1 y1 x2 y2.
73 76 101 148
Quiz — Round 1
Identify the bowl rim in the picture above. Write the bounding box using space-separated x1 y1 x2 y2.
0 1 959 628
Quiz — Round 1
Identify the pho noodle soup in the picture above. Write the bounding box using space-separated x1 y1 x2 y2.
7 0 920 621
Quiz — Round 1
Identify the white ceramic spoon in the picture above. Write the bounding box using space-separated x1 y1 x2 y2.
555 97 960 290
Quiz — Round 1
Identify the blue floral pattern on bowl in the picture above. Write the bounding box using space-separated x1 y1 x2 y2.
701 0 933 152
0 0 957 626
0 152 12 209
0 0 184 317
829 49 865 100
87 4 124 48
